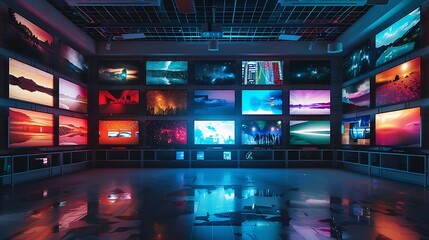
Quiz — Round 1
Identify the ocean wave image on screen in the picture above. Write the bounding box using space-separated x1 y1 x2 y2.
341 116 370 145
376 107 420 147
146 61 188 85
375 57 420 107
194 90 235 115
290 120 330 145
241 120 282 146
342 78 370 113
375 8 420 67
194 61 235 85
242 90 282 115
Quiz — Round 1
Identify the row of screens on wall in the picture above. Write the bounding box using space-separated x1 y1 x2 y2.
8 107 421 148
343 7 421 82
9 58 88 113
6 10 87 78
99 89 330 115
98 60 331 85
342 56 421 113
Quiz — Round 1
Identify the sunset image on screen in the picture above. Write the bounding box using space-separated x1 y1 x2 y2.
99 120 139 145
376 57 420 107
59 116 88 146
9 108 54 147
290 90 330 115
376 107 420 147
9 58 54 107
8 12 54 65
59 78 88 113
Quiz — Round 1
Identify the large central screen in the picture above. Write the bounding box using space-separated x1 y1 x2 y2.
375 57 420 107
146 61 188 85
290 120 330 145
194 120 235 145
145 120 187 146
375 7 420 67
99 120 139 145
146 90 187 115
194 61 236 85
193 90 235 115
289 90 330 115
9 58 54 107
9 108 54 147
375 107 420 147
242 90 282 115
341 116 370 145
59 116 88 146
242 61 283 85
241 120 282 146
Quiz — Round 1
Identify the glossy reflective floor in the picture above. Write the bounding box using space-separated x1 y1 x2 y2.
0 168 428 240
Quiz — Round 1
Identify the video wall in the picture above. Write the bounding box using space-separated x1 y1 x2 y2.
341 6 425 150
2 8 88 149
94 58 333 148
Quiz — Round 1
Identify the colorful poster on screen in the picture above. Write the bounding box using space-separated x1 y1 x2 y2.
99 120 139 145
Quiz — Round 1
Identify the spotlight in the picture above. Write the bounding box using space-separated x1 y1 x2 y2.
105 38 112 51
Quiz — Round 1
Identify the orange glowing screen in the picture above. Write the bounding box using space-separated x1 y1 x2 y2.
14 13 53 45
9 58 54 107
9 107 54 147
375 107 420 147
99 120 139 145
59 116 88 146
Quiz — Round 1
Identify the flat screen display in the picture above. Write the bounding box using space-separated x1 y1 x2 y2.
289 90 330 115
9 107 54 147
342 78 370 113
375 57 420 107
241 120 282 146
146 90 187 115
99 61 139 84
290 120 330 145
289 60 330 84
59 116 88 146
145 120 187 146
375 107 420 147
242 90 282 115
99 89 139 115
375 7 420 67
193 90 235 115
194 120 235 145
59 78 88 113
99 120 139 145
194 61 236 85
341 116 370 145
59 42 87 76
8 11 54 66
343 40 371 81
146 61 187 85
242 61 283 85
9 58 54 107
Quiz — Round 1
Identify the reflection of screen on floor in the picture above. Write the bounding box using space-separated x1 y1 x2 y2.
197 151 204 160
176 151 185 160
223 151 231 160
